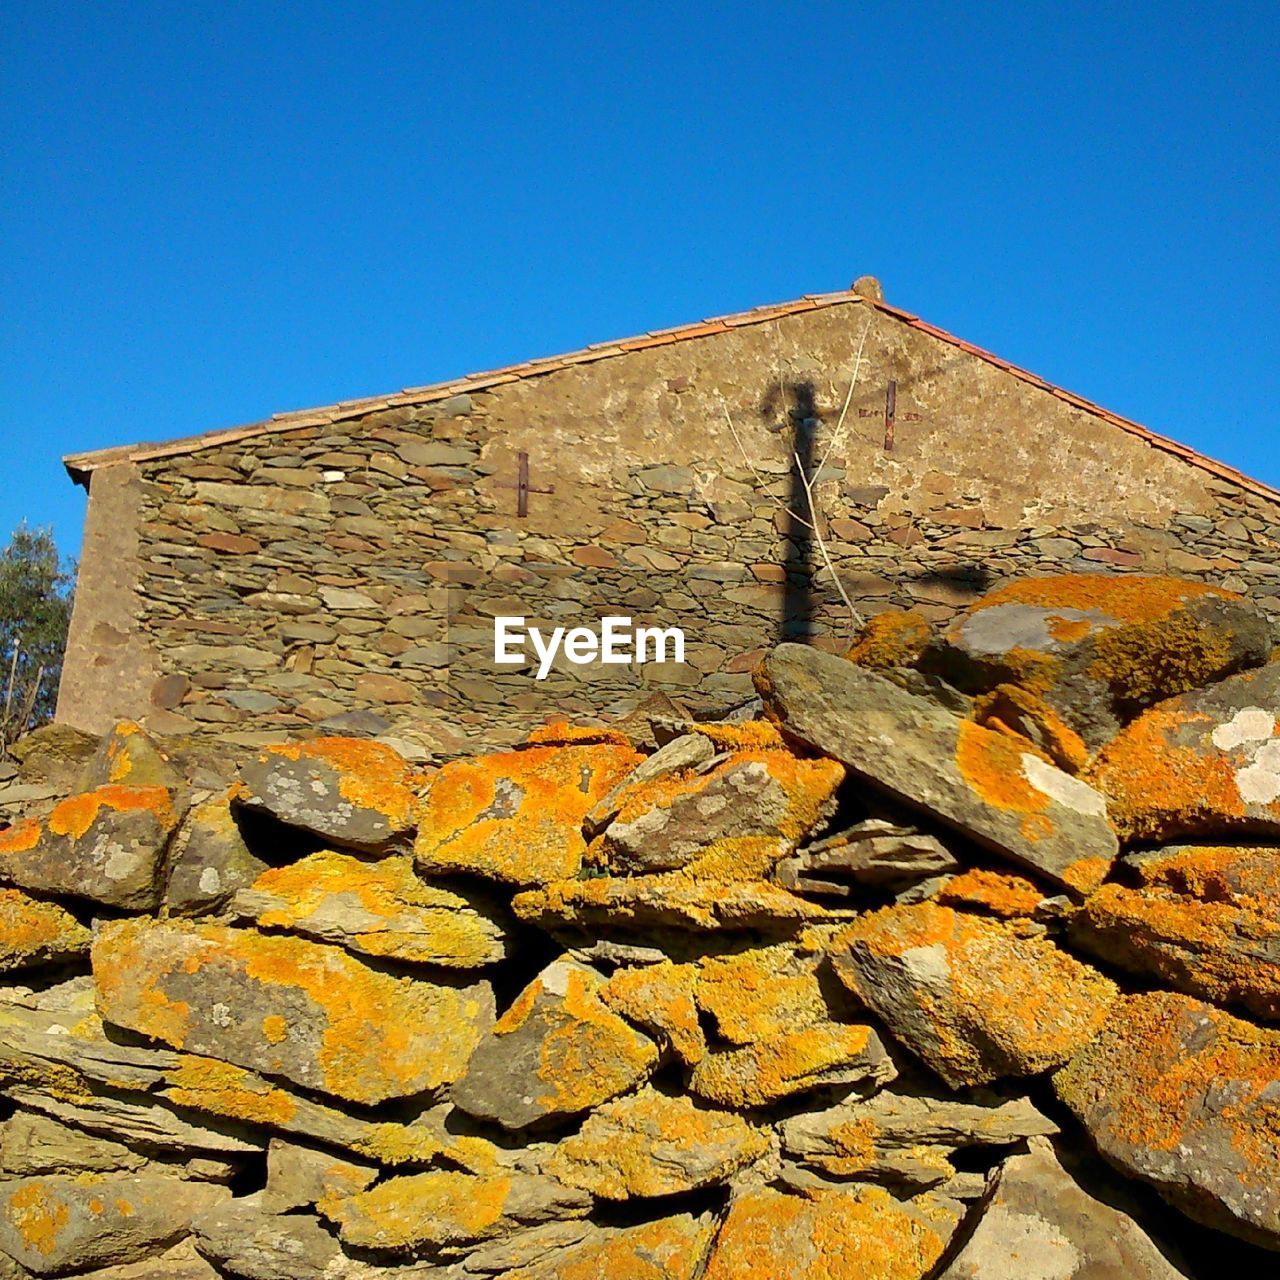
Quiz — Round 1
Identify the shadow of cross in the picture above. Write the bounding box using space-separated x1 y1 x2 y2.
497 451 555 517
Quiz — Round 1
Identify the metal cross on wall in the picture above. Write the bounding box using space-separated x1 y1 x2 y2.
497 451 555 517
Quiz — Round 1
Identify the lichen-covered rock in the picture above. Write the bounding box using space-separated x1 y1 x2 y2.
1088 662 1280 842
317 1167 591 1255
774 820 959 899
700 1184 961 1280
936 868 1050 919
781 1088 1057 1190
0 786 178 910
451 958 658 1130
163 791 268 917
78 722 182 792
190 1198 350 1280
924 574 1271 746
937 1137 1190 1279
832 902 1118 1088
500 1213 718 1280
512 875 851 933
584 733 716 834
1054 990 1280 1248
0 890 90 973
595 746 843 879
416 740 640 887
92 919 494 1105
77 1238 222 1279
1072 844 1280 1021
847 609 935 671
547 1087 768 1199
259 1138 376 1214
601 962 706 1065
971 683 1090 773
1 1112 150 1179
756 645 1119 893
232 851 509 968
236 737 421 851
0 1173 227 1276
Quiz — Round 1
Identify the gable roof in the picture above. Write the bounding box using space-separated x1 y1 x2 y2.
63 291 1280 503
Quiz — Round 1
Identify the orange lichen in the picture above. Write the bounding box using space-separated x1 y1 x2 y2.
959 574 1226 625
5 1181 69 1257
93 918 488 1104
1086 702 1254 840
47 785 176 841
836 901 1117 1086
972 684 1090 774
524 723 633 748
955 720 1053 818
261 1015 288 1044
1046 614 1093 643
1087 612 1235 711
689 720 788 751
1055 992 1279 1177
846 610 933 670
245 851 504 967
163 1054 300 1126
938 868 1044 919
601 963 706 1066
416 742 640 886
321 1170 514 1250
0 889 90 968
696 945 829 1043
549 1214 717 1280
701 1185 954 1280
264 737 422 828
0 818 42 855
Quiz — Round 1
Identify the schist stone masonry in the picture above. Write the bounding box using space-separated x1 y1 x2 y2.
59 281 1280 757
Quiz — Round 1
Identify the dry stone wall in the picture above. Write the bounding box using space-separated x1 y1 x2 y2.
1 572 1278 1277
63 301 1280 755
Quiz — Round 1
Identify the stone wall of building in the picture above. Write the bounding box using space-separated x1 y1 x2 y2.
60 300 1280 754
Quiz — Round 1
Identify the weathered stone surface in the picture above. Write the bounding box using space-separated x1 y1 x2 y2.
0 1174 227 1276
756 645 1119 893
547 1087 768 1198
0 890 90 973
416 741 640 887
1072 844 1280 1021
1054 990 1280 1248
236 737 421 851
832 902 1118 1088
78 722 182 792
936 868 1050 919
847 609 935 671
938 1137 1189 1279
163 791 268 917
583 732 715 833
92 919 494 1105
512 875 852 933
781 1087 1057 1189
233 851 509 968
0 786 178 910
75 1238 221 1279
190 1198 348 1280
1088 662 1280 842
10 725 98 787
494 1213 717 1280
775 820 959 899
924 574 1271 746
596 745 843 879
451 958 658 1130
260 1138 376 1214
701 1185 961 1280
318 1167 591 1255
1 1112 148 1178
600 962 706 1065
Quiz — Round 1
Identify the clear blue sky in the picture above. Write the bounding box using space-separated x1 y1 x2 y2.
3 3 1278 562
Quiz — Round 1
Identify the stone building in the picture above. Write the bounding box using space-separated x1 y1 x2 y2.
59 281 1280 755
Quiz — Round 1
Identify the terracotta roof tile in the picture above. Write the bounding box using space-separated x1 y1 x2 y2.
62 290 1280 503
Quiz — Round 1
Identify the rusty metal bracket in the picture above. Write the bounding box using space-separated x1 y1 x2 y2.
497 451 555 517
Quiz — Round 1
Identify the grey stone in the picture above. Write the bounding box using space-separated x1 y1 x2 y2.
260 1139 376 1214
756 644 1119 893
775 819 960 898
584 733 716 834
164 791 268 917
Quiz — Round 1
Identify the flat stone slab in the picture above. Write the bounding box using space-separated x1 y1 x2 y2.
1054 990 1280 1248
451 957 658 1131
0 1173 227 1276
938 1137 1190 1279
0 785 179 910
0 889 90 973
1088 662 1280 843
832 902 1118 1088
756 643 1119 893
233 850 509 968
416 741 640 888
236 737 421 851
92 919 493 1105
1072 844 1280 1021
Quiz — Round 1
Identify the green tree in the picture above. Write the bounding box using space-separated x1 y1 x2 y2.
0 523 76 741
